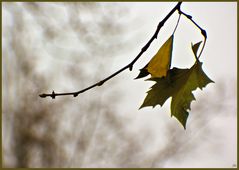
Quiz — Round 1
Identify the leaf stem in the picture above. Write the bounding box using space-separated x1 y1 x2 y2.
39 2 182 99
172 13 181 35
198 38 206 59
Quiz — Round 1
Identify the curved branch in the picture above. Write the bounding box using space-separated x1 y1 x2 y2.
39 2 182 99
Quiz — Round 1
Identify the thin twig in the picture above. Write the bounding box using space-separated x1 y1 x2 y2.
178 10 207 60
179 10 207 38
39 2 182 99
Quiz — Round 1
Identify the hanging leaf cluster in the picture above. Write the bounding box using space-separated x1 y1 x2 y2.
136 31 213 129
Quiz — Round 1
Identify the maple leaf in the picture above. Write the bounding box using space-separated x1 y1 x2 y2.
140 61 214 129
191 41 202 57
135 35 174 79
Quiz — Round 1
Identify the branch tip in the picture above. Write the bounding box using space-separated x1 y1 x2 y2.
39 94 46 98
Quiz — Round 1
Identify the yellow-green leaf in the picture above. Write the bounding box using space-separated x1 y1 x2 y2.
140 61 214 129
146 35 174 77
135 35 174 79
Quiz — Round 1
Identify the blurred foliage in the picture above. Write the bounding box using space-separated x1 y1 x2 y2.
2 2 137 167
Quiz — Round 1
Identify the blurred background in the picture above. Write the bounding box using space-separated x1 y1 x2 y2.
2 2 237 168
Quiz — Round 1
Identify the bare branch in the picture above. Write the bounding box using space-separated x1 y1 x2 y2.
39 2 182 99
40 2 208 99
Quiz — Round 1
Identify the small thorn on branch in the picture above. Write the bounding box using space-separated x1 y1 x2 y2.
183 13 192 19
73 93 78 97
51 91 56 99
141 43 149 53
98 80 104 86
158 21 164 30
129 65 133 71
187 15 192 19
